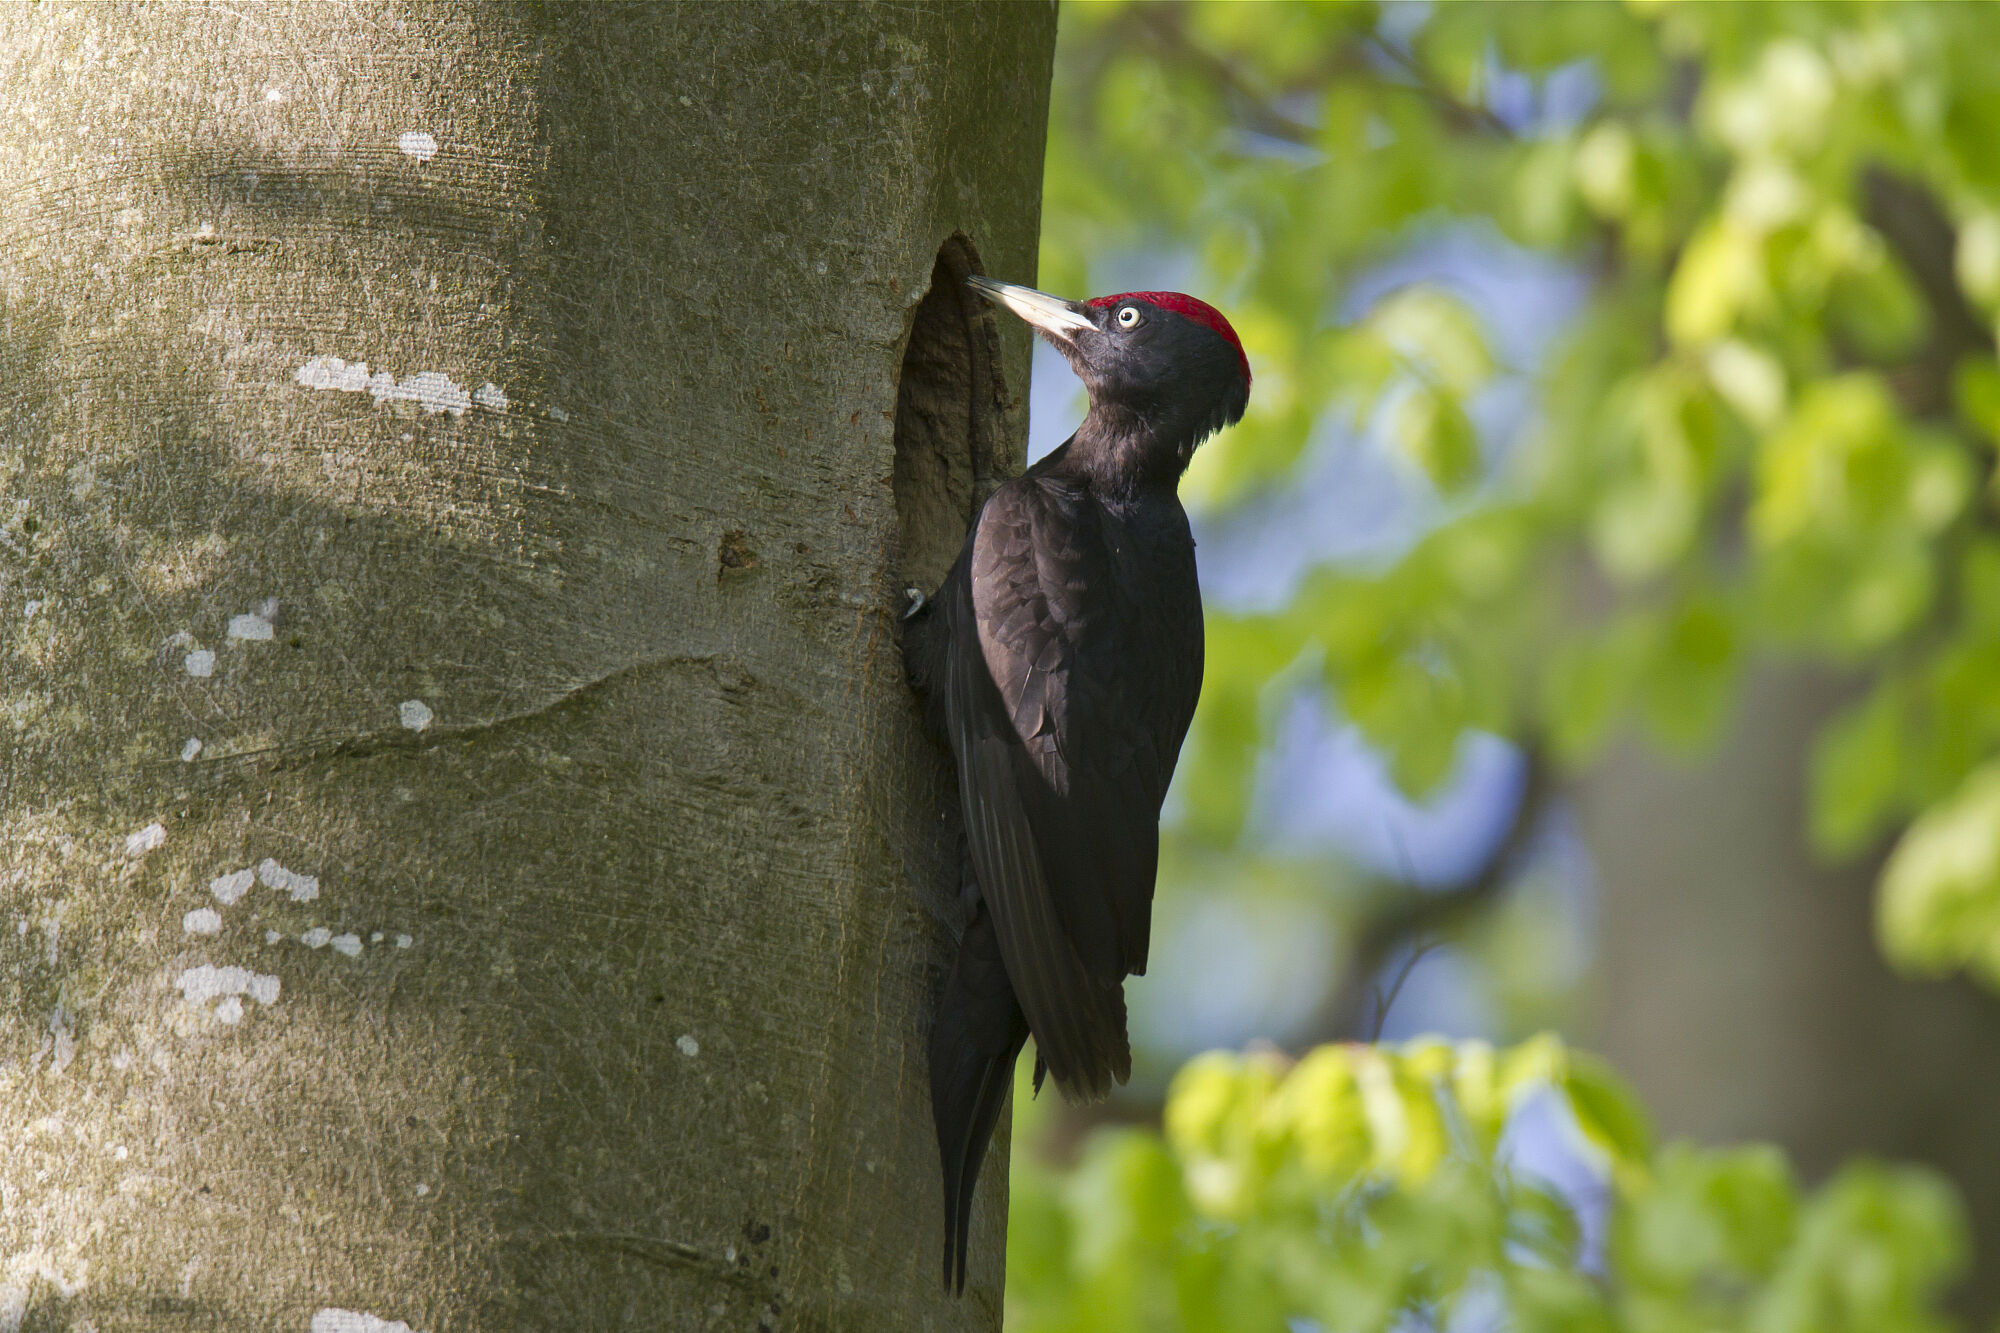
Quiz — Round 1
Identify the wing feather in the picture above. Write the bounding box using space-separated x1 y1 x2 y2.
943 469 1196 1101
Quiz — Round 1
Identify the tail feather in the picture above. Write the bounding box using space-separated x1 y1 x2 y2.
931 900 1029 1295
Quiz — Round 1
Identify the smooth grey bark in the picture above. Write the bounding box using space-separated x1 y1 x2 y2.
0 4 1052 1329
1578 665 2000 1310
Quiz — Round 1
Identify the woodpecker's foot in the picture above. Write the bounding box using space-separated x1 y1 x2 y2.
902 587 928 620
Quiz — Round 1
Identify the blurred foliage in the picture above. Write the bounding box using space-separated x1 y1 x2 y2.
1007 1037 1965 1332
1039 0 2000 991
1012 0 2000 1322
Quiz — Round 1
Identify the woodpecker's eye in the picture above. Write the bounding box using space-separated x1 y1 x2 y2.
1116 305 1141 329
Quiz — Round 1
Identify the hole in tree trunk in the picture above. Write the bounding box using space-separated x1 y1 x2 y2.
892 235 1009 597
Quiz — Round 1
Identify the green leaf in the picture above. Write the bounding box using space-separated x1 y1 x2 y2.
1561 1051 1655 1184
1750 375 1899 548
1541 621 1647 765
1666 219 1767 345
1266 1044 1368 1187
1638 597 1738 752
1367 286 1496 396
1952 355 2000 446
1618 1142 1796 1286
1827 244 1926 362
1590 472 1699 583
1809 681 1905 858
1509 1180 1585 1270
1392 383 1480 491
1878 759 2000 982
1574 122 1638 219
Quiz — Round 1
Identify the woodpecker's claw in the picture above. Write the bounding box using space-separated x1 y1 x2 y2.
902 587 928 620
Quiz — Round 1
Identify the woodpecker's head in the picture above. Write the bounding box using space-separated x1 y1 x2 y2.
967 277 1251 448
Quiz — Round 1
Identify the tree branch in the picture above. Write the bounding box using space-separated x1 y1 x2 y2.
1861 165 1993 420
1361 34 1515 139
1318 744 1554 1043
1124 6 1324 148
1119 5 1514 152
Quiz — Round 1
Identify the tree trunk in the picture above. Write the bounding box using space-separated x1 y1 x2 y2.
0 4 1051 1328
1578 665 2000 1310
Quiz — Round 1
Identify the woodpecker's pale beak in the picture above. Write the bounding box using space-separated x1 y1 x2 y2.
966 276 1095 344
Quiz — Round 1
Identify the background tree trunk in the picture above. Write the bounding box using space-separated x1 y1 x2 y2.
0 4 1052 1328
1578 665 2000 1310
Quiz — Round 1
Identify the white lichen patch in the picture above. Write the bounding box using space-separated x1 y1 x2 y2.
265 929 282 944
181 737 203 762
44 1011 75 1077
473 382 509 412
184 649 215 677
548 404 570 423
182 908 222 936
210 868 254 904
0 1250 85 1326
125 823 166 856
676 1034 700 1057
227 612 274 641
174 965 280 1018
395 933 413 949
257 858 319 902
389 370 472 414
314 1310 425 1333
214 995 245 1024
295 356 473 416
396 130 439 162
330 933 362 957
398 699 433 731
301 927 331 949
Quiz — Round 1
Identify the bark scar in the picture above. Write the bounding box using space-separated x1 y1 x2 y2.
159 652 811 772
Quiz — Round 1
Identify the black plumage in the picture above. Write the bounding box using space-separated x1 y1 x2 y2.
904 279 1251 1293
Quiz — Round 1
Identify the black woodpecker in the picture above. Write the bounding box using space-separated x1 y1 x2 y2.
903 277 1251 1292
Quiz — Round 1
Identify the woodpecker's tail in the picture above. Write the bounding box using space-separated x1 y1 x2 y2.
930 898 1029 1295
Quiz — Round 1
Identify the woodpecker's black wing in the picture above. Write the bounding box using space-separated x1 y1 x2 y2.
946 459 1203 1101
